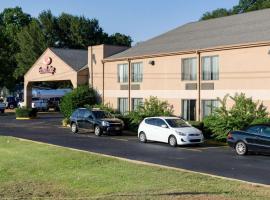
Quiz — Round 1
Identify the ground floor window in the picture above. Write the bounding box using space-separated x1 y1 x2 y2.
132 98 143 111
202 100 219 118
182 99 196 121
118 98 128 114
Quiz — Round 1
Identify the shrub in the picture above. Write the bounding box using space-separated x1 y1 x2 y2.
203 93 270 141
59 85 98 118
128 96 174 128
62 118 71 127
15 107 37 118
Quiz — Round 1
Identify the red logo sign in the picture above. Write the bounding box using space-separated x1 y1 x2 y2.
39 57 56 74
39 65 56 74
43 57 52 65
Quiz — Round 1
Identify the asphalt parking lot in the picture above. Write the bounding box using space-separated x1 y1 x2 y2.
0 112 270 185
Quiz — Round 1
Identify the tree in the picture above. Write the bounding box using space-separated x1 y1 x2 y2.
201 8 232 20
203 93 270 141
0 7 31 89
14 20 47 79
38 10 59 47
107 33 132 47
200 0 270 20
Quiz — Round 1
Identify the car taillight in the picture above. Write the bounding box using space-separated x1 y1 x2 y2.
227 132 233 139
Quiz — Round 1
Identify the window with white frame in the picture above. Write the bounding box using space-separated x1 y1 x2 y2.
118 98 128 114
202 56 219 80
182 99 196 121
117 63 128 83
132 98 143 111
181 58 197 81
131 62 143 82
202 100 219 118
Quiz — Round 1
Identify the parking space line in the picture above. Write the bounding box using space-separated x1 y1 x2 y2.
178 148 202 152
109 138 129 142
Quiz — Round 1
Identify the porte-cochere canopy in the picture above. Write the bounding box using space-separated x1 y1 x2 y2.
24 48 89 107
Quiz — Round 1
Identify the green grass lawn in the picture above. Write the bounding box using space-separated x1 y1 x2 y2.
0 136 269 200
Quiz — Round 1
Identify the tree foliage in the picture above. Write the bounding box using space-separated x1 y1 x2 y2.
59 85 98 118
14 20 47 79
203 93 270 141
201 0 270 20
0 7 132 90
128 96 174 126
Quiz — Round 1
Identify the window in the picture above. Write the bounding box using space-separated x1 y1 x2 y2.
145 118 156 126
260 126 270 136
181 58 197 81
118 98 128 114
246 126 261 134
155 118 167 127
132 98 143 111
202 56 219 80
202 100 219 118
83 110 91 118
182 100 196 121
131 62 143 82
118 63 128 83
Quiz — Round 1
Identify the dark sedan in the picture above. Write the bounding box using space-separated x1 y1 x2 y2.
227 124 270 155
70 108 124 136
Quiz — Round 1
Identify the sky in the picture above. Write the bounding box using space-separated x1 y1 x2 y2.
0 0 239 44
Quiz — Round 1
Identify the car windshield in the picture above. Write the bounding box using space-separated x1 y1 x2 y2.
92 110 113 119
165 118 190 128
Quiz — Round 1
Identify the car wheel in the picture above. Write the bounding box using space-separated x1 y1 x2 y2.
71 123 78 134
235 141 248 156
169 135 177 147
9 104 14 109
139 132 147 143
94 126 102 136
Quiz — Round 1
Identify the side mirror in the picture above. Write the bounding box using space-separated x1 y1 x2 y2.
161 124 168 128
88 115 93 120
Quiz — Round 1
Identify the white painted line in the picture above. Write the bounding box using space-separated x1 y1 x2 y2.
9 136 270 188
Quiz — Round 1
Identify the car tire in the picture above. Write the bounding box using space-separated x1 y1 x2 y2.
9 104 14 109
94 125 102 136
169 135 177 147
235 141 248 156
71 123 78 134
139 132 147 143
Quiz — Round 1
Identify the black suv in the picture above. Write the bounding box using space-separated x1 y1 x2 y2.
70 108 124 136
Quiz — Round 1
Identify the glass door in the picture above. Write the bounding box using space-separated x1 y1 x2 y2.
182 99 196 121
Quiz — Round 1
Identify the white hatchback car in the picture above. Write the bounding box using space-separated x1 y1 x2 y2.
138 117 204 147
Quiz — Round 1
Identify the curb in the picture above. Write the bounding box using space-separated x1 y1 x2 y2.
9 136 270 188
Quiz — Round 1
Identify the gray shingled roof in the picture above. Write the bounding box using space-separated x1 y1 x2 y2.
50 48 88 71
107 9 270 60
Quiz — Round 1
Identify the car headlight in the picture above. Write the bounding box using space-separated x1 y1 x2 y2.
175 130 186 136
102 121 110 126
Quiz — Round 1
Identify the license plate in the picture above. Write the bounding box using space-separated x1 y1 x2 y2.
115 127 120 130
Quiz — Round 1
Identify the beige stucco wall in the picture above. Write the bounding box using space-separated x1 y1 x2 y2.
93 44 270 119
88 45 129 101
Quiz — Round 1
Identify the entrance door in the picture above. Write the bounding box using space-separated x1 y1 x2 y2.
182 99 196 121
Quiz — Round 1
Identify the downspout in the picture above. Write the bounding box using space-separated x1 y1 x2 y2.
128 59 131 112
102 61 105 105
197 51 201 122
90 46 94 86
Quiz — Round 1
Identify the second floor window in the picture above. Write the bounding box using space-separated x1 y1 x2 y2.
118 63 128 83
181 58 197 81
202 56 219 80
131 62 143 82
